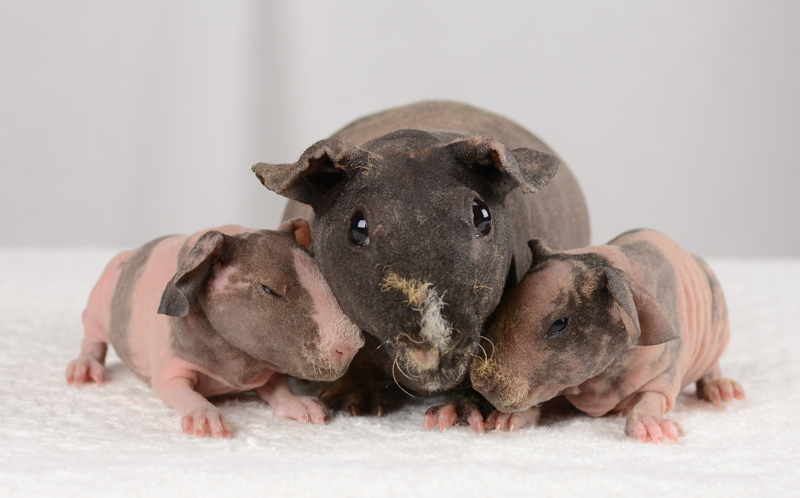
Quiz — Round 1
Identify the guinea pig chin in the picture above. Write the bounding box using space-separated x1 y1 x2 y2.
471 365 536 412
394 344 472 393
296 342 353 382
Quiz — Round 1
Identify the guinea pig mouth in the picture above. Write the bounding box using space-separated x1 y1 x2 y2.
298 344 351 382
391 340 473 394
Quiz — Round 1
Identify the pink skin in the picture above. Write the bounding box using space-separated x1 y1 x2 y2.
423 404 485 433
484 406 541 432
66 220 361 438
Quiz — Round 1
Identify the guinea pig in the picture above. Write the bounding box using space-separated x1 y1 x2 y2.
471 229 744 443
67 219 363 437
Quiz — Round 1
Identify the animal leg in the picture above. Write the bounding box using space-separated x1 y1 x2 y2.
696 362 745 406
254 373 329 425
320 358 404 416
151 368 232 438
624 391 683 444
66 322 108 386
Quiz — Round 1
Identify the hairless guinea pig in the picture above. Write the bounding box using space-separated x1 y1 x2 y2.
66 218 364 438
470 229 745 443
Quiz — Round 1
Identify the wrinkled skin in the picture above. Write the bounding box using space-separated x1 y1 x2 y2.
254 101 590 412
471 230 745 442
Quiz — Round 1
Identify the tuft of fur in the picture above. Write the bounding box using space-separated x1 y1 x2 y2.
418 288 454 350
381 271 453 350
381 272 432 308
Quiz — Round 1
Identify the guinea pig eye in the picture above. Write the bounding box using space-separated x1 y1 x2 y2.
349 211 369 246
472 200 491 237
547 317 569 338
262 285 281 298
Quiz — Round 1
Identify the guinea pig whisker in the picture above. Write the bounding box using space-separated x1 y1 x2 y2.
475 342 489 364
479 335 497 361
392 358 416 398
397 332 425 346
397 356 421 381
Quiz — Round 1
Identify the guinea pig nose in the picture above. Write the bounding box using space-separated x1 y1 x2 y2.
329 342 357 369
407 348 440 372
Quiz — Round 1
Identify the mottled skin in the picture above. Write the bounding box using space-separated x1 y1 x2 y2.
253 101 589 418
66 219 363 438
471 229 745 442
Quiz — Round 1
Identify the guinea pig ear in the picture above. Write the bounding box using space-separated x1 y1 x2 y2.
276 217 312 249
158 231 226 318
448 136 559 197
252 139 371 207
527 238 553 268
603 268 679 347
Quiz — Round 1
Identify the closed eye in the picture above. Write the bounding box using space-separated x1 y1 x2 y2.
262 285 282 298
547 317 569 338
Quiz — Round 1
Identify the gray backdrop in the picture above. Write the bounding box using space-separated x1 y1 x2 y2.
2 1 798 256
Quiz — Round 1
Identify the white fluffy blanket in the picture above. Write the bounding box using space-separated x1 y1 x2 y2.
1 249 798 497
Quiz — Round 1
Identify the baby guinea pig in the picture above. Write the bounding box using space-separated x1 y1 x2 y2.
471 229 744 443
67 218 364 438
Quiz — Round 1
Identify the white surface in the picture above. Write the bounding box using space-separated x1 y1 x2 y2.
1 1 799 256
1 248 798 497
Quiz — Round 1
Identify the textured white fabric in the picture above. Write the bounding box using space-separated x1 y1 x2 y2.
1 248 798 497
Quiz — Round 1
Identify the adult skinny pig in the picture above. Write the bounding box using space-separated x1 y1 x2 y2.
253 101 590 417
66 219 363 438
471 229 745 443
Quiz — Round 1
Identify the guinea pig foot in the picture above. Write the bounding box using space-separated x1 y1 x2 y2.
65 357 105 386
485 406 541 432
424 400 484 433
320 380 402 417
273 396 330 425
320 384 371 416
625 414 684 444
696 377 746 407
181 408 232 438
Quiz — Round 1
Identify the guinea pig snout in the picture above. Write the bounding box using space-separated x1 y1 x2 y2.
471 372 499 397
323 333 363 370
470 359 499 396
471 360 530 411
406 347 440 372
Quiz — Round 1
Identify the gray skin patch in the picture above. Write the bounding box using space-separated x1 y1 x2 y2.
530 259 631 394
109 235 174 380
616 241 681 334
616 241 682 385
168 231 338 383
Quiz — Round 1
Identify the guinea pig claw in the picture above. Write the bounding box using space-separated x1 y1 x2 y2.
467 410 485 433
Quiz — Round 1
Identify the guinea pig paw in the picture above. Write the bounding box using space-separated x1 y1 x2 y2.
320 384 369 416
65 357 105 386
697 378 746 407
181 408 232 438
625 415 684 444
273 396 330 425
424 402 484 433
485 406 541 432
